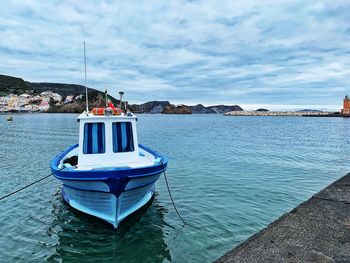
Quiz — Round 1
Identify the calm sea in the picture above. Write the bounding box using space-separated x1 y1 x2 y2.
0 114 349 262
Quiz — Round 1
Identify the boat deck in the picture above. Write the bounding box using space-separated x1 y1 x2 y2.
58 145 159 170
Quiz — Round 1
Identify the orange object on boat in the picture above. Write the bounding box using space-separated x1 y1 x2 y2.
91 108 105 115
91 107 123 115
112 108 123 115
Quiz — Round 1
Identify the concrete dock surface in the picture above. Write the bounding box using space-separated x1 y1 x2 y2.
216 173 350 263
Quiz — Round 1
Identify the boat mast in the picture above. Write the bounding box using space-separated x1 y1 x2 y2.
84 41 89 113
105 89 108 107
119 91 124 108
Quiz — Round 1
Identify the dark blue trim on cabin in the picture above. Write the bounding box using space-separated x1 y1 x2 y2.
112 123 117 152
87 123 93 153
97 123 104 153
50 144 168 197
117 123 122 152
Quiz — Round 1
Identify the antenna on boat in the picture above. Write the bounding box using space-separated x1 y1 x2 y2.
83 41 89 114
119 91 124 108
105 89 108 107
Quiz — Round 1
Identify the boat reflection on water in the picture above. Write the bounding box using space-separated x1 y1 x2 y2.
47 192 171 262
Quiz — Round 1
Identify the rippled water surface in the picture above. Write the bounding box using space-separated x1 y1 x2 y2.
0 114 349 262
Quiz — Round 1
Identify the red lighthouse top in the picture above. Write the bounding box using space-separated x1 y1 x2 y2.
342 95 350 116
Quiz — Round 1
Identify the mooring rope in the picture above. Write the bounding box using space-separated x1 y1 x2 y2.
160 159 188 226
0 167 65 201
160 164 236 240
160 160 201 230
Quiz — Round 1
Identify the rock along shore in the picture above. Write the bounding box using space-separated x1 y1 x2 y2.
215 173 350 263
224 111 341 117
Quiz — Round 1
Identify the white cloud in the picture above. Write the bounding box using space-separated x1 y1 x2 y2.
0 0 349 108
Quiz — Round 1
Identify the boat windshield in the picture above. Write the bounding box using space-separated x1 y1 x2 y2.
112 122 134 153
83 123 106 154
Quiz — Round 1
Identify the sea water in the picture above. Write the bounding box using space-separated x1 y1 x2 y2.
0 114 349 262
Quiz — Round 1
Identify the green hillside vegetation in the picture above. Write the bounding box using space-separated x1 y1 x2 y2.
26 82 89 97
0 73 119 100
0 74 29 96
0 74 113 99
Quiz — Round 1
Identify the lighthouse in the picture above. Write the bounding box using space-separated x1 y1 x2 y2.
341 95 350 116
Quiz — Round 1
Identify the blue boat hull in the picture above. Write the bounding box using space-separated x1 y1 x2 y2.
50 144 167 228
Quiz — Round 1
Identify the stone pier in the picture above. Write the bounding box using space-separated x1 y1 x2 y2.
216 173 350 263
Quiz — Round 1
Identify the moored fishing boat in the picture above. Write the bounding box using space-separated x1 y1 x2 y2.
50 95 168 229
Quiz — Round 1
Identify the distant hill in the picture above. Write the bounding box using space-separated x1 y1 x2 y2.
188 104 213 114
298 109 323 112
162 104 192 114
0 74 97 97
186 104 243 114
206 105 243 114
0 74 244 114
128 102 243 114
0 74 29 96
26 82 90 97
128 101 172 113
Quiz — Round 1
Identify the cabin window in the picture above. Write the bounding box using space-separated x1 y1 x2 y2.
112 122 134 153
83 123 106 154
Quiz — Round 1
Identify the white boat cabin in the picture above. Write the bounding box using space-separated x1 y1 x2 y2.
77 111 141 169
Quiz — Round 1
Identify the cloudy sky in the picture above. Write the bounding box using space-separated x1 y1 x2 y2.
1 0 349 109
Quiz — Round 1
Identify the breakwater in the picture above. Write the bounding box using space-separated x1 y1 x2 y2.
225 111 341 117
216 173 350 262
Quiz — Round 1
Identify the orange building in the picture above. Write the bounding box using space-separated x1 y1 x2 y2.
341 95 350 116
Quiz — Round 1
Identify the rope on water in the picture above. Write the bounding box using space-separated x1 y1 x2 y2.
160 160 200 230
160 170 232 238
0 167 65 201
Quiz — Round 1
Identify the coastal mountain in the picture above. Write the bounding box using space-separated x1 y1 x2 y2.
162 105 192 114
188 104 243 113
128 102 243 114
128 101 172 113
188 104 213 114
0 74 243 114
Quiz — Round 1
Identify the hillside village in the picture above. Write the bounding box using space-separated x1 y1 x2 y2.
0 92 82 112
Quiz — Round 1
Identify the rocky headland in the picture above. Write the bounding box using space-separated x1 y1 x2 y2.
162 105 192 114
